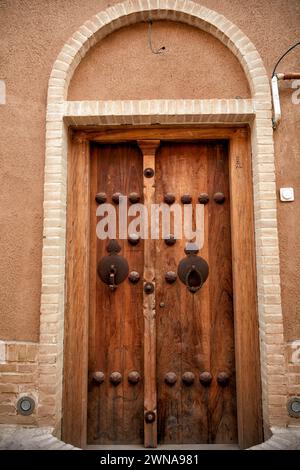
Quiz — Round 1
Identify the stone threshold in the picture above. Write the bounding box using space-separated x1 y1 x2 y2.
0 425 299 450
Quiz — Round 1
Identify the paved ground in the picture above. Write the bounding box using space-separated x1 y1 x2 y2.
0 424 300 450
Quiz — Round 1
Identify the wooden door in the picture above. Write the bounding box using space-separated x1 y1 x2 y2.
88 143 144 445
155 142 236 444
87 140 237 446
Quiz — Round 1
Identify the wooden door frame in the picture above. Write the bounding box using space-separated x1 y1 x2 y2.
62 125 263 449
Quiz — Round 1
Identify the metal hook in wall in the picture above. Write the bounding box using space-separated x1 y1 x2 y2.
147 19 166 54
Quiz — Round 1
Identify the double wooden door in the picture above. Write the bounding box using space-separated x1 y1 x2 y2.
87 140 237 447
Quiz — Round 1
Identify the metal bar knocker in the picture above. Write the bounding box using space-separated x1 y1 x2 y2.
97 240 129 292
177 242 209 293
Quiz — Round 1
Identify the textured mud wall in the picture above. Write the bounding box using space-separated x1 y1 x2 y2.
0 0 299 341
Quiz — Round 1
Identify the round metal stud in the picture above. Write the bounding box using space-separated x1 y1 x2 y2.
112 192 122 204
92 371 105 384
129 192 141 204
144 282 154 294
287 397 300 418
199 371 212 387
95 192 107 204
165 372 177 386
17 396 35 416
164 193 176 205
128 271 140 284
145 411 156 423
181 194 192 204
198 193 209 205
159 302 165 308
144 168 154 178
128 371 141 384
165 271 177 284
128 234 140 246
164 235 176 246
182 371 195 386
214 192 226 204
110 371 122 386
217 371 230 387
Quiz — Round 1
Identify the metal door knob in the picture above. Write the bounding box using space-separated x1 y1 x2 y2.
128 234 140 245
95 192 107 204
181 194 192 204
217 371 230 387
128 371 141 384
128 192 141 204
164 193 176 205
92 371 105 384
128 271 140 284
145 411 156 423
165 372 177 386
144 282 154 294
214 192 225 204
199 371 212 386
198 193 209 204
165 271 177 284
110 371 122 385
182 371 195 385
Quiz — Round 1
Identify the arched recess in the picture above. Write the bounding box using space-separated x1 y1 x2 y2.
40 0 286 448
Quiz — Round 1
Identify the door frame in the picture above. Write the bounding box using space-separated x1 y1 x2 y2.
62 125 263 449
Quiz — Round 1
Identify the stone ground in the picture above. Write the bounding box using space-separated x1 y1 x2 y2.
0 425 299 450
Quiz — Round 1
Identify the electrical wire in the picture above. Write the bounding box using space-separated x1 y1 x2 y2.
272 41 300 77
147 19 166 54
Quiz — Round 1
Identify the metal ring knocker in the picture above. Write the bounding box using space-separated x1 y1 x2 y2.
97 240 129 292
177 242 209 293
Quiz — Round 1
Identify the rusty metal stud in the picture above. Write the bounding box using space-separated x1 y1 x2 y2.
164 235 176 246
217 371 230 387
144 168 154 178
128 234 140 246
129 192 141 204
198 193 209 205
128 271 140 284
95 192 107 204
144 282 154 294
199 371 212 387
165 271 177 284
214 192 226 204
181 194 192 204
145 411 156 423
164 193 176 205
92 371 105 384
182 371 195 386
110 371 122 386
128 371 141 384
165 372 177 386
112 192 122 204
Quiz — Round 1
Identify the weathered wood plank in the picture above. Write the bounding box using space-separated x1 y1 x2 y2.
229 129 263 448
138 140 160 448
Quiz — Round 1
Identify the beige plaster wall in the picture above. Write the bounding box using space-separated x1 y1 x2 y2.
0 0 299 342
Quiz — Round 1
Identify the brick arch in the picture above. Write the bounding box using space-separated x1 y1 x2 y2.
47 0 270 104
40 0 286 445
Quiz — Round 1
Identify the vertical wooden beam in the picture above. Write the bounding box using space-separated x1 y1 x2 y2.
62 132 90 448
137 140 160 448
229 129 263 448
